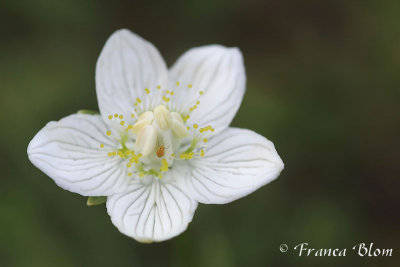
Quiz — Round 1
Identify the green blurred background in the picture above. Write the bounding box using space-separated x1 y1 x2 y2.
0 0 399 266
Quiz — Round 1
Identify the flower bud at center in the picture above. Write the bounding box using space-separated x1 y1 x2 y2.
135 125 157 157
154 105 172 130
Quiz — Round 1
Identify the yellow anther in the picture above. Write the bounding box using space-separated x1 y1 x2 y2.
127 124 133 129
114 113 118 118
188 84 192 88
119 115 124 119
100 144 104 148
199 91 204 95
136 97 142 103
180 152 195 160
106 130 111 136
127 163 132 168
108 115 113 120
196 100 200 105
176 81 180 86
160 158 169 172
158 174 163 179
139 172 144 178
162 95 170 102
134 102 138 106
108 152 113 157
170 91 174 96
186 126 190 130
145 88 150 94
199 125 214 133
193 124 198 129
157 85 161 89
183 115 190 122
171 153 175 158
120 121 125 126
166 90 170 94
138 153 143 158
189 105 198 112
203 138 208 143
128 172 132 176
200 149 205 157
130 114 135 118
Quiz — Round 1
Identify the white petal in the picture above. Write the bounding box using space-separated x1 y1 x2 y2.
27 114 128 196
96 29 168 120
169 45 245 134
107 173 197 242
180 127 284 204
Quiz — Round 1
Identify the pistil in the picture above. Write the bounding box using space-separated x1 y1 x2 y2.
101 83 213 179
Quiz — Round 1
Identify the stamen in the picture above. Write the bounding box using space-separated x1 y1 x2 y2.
160 158 169 172
103 82 211 180
199 125 215 133
180 152 195 160
162 95 170 102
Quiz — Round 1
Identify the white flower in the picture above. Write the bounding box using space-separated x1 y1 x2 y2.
27 29 284 242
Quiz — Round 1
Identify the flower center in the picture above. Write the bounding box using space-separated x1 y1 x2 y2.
100 83 214 179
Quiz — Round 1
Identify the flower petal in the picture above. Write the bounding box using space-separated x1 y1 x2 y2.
169 45 245 134
180 127 284 204
96 29 168 120
28 114 128 196
106 173 197 242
